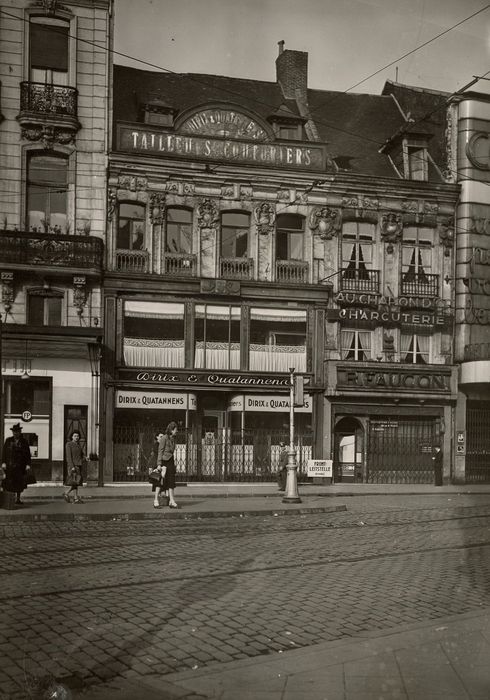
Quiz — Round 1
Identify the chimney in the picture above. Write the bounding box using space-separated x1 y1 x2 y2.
276 41 308 101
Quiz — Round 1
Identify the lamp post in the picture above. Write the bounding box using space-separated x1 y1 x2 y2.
282 367 301 504
88 338 102 485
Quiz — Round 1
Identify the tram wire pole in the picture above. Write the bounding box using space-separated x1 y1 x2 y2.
282 367 301 504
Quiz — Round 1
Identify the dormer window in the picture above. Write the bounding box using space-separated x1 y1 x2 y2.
404 139 428 181
268 104 305 141
142 96 175 127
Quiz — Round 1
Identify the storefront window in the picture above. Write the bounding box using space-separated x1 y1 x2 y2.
401 333 429 364
249 307 306 372
6 379 50 415
341 330 372 361
194 304 240 369
123 301 185 368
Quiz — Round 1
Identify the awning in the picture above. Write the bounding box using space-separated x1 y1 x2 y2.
229 394 312 413
116 390 197 410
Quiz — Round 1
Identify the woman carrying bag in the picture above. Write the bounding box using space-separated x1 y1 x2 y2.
151 422 179 509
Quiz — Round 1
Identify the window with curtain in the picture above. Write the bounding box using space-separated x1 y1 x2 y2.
123 301 185 368
341 221 373 282
401 228 432 284
276 214 304 260
340 330 372 361
27 291 63 326
401 333 429 364
27 153 68 232
221 212 250 258
194 305 241 370
249 307 306 372
30 17 69 85
166 207 192 254
117 203 146 250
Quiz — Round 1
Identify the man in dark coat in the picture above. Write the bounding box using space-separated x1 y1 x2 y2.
1 423 32 505
277 442 289 491
432 445 443 486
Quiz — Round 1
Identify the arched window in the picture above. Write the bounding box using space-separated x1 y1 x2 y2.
27 153 68 232
276 214 304 260
221 212 250 258
117 203 146 250
166 208 192 254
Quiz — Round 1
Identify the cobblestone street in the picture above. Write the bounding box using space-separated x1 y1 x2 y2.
2 494 490 699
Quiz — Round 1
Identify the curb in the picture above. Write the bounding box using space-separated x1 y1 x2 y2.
0 503 347 523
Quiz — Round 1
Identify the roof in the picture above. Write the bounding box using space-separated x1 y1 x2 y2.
112 65 442 179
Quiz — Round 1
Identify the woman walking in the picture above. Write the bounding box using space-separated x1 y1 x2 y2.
151 432 167 508
154 421 179 509
64 431 85 503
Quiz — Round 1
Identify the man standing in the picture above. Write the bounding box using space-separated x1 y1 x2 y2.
1 423 32 505
277 441 289 491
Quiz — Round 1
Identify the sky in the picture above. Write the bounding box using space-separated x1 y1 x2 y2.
114 0 490 96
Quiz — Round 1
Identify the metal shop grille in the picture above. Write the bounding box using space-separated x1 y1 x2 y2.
466 403 490 484
113 425 312 482
367 418 436 484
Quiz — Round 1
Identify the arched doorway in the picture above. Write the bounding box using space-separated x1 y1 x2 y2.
334 417 364 483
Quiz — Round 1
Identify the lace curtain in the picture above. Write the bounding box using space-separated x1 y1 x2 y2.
194 342 240 370
124 338 184 368
249 344 306 372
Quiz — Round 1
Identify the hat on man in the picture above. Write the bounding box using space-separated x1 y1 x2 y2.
10 423 22 432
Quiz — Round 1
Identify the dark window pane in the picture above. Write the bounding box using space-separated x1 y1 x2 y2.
222 212 249 227
10 380 50 415
30 22 68 72
28 155 68 185
277 214 304 231
46 297 62 325
167 208 191 224
28 296 44 326
117 220 131 249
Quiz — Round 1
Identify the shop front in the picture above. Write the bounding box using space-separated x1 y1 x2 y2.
324 362 458 484
107 369 315 482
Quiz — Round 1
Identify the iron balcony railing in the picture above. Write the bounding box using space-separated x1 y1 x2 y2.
116 249 149 273
20 81 78 119
400 272 439 297
220 257 254 280
1 231 103 269
276 260 309 284
340 268 380 293
164 252 197 276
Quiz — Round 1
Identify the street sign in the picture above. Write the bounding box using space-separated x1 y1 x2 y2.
307 459 332 477
21 410 32 422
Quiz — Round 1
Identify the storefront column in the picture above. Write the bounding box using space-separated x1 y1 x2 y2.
323 394 332 460
453 391 467 484
103 384 114 484
442 404 453 485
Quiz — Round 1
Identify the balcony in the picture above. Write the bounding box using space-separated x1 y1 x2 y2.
400 272 439 297
220 257 254 280
116 249 149 273
276 260 309 284
0 231 103 273
18 81 80 137
164 253 197 276
340 268 380 293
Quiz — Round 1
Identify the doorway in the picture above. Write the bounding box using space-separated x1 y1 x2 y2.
202 410 228 479
334 416 364 483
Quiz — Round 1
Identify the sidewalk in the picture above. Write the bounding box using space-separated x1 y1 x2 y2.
73 607 490 699
1 482 489 521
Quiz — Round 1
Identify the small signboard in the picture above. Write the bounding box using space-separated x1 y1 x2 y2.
307 459 333 478
456 430 466 455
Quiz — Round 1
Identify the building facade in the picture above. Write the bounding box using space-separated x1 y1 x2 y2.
384 80 490 483
0 0 112 482
103 45 459 484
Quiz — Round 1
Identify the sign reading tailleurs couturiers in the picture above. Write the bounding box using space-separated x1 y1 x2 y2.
116 390 197 410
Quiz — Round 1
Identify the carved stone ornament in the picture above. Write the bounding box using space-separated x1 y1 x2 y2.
309 206 341 240
183 182 195 196
166 181 180 194
72 276 87 317
221 184 235 199
107 190 117 221
240 186 253 201
276 189 290 201
149 192 166 225
21 124 75 147
1 271 14 316
380 212 403 252
401 200 418 213
438 217 455 256
197 198 219 229
32 0 59 15
424 201 439 216
253 202 275 236
118 175 148 192
341 194 378 214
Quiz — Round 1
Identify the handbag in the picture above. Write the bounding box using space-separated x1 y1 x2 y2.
66 467 82 487
148 468 162 484
24 470 37 486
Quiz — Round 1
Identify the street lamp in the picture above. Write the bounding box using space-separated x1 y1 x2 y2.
282 367 301 504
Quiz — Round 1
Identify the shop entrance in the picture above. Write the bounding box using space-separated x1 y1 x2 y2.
202 410 228 480
334 417 364 482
